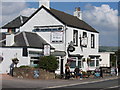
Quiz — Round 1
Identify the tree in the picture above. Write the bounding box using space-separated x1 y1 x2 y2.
38 56 59 72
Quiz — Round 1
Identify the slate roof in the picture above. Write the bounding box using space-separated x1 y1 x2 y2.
0 32 54 49
2 16 28 29
50 8 98 33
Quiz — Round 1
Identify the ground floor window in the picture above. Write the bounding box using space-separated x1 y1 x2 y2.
88 56 100 67
78 60 82 68
96 60 99 66
30 60 39 67
89 60 95 67
70 61 76 68
68 57 82 68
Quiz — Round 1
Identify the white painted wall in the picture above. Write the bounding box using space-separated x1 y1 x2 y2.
20 8 63 32
0 29 7 33
0 47 30 74
19 7 100 72
99 52 113 67
66 26 99 58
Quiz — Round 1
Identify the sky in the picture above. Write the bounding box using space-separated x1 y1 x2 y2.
0 1 119 46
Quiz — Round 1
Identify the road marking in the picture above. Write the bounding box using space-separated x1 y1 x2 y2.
100 85 120 90
47 77 118 89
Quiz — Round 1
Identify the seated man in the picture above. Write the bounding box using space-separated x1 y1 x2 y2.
74 67 80 79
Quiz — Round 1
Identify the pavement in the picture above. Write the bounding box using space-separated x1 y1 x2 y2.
1 74 119 89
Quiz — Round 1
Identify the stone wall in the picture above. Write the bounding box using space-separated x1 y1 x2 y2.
13 68 55 79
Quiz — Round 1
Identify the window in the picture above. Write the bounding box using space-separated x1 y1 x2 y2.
89 60 95 67
81 32 88 47
78 61 82 68
22 48 28 57
96 60 99 66
73 30 78 46
70 61 76 68
8 28 16 33
91 34 95 48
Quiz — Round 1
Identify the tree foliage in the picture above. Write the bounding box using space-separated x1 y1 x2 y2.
38 56 59 72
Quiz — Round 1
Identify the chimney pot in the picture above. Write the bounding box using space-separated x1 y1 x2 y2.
39 0 50 9
74 7 82 20
75 7 80 11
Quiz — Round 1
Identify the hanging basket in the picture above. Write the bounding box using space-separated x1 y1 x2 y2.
12 58 19 64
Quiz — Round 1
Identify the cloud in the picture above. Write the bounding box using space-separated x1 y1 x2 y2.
83 4 118 46
19 8 37 17
1 2 37 26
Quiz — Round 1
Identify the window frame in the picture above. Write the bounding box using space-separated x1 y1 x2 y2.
81 32 88 47
91 34 95 48
73 30 78 46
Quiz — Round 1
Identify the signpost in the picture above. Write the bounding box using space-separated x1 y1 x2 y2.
44 45 50 56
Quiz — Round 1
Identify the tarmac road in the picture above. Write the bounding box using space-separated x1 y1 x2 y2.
1 75 119 90
45 79 119 90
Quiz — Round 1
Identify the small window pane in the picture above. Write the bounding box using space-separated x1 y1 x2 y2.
70 61 76 68
90 60 95 67
96 60 99 66
78 61 82 68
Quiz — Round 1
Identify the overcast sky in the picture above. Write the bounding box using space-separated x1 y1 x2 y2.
0 1 119 46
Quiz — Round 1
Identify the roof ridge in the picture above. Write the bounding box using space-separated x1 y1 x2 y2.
22 32 29 46
50 8 81 20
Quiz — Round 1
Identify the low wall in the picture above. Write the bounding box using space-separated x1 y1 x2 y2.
13 68 55 79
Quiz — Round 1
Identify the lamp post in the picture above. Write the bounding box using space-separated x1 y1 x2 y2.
115 55 118 76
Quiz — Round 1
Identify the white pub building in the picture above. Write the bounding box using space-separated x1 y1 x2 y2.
0 0 102 74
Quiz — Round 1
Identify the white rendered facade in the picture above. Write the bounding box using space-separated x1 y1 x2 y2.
20 7 100 72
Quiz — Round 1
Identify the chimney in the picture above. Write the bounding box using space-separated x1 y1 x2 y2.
6 34 14 46
39 0 50 9
74 7 82 20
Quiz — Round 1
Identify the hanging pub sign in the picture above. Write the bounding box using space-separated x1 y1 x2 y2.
67 41 75 52
68 46 75 52
44 45 50 56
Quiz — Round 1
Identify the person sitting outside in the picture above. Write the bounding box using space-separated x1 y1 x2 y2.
74 67 80 79
65 65 70 79
79 69 83 80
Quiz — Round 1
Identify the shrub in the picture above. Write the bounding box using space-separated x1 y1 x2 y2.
38 56 59 72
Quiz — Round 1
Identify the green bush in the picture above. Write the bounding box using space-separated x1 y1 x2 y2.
38 56 59 72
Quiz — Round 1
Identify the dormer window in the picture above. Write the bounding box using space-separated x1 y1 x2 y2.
73 30 78 46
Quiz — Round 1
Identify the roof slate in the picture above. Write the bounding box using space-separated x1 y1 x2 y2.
0 32 54 49
2 16 28 29
50 8 98 33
